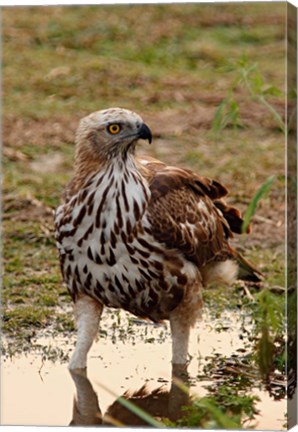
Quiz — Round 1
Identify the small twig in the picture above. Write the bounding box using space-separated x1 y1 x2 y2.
253 215 276 225
243 284 254 301
38 358 45 382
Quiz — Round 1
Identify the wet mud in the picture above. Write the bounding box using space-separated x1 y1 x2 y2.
1 310 286 429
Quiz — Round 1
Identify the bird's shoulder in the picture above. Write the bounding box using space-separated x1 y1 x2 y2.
136 155 227 200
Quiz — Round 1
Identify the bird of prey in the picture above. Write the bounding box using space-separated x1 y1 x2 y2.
55 107 260 370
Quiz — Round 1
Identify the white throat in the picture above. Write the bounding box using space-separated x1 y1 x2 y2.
91 155 150 239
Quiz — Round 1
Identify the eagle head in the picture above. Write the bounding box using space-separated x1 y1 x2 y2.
75 107 152 164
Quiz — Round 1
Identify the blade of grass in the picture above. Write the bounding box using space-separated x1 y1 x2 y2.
212 98 228 132
240 68 285 133
242 175 275 234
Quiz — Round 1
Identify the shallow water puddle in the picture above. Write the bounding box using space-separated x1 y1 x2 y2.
1 310 286 429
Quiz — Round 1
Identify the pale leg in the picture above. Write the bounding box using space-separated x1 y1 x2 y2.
69 295 103 370
169 281 203 368
69 369 102 426
169 316 191 367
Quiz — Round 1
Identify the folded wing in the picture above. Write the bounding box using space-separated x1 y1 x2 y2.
137 156 261 282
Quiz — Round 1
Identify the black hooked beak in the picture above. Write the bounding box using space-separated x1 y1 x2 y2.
138 123 152 144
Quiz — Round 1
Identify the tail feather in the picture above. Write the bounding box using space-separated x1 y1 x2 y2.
236 252 263 282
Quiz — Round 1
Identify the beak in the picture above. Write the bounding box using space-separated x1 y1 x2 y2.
138 123 152 144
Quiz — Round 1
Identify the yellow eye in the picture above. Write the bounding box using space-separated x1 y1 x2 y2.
107 123 121 135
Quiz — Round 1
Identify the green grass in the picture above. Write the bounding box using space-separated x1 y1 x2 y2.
2 3 287 428
3 4 286 117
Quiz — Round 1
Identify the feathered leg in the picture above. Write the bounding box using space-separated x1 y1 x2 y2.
69 295 103 370
169 281 203 368
170 316 191 366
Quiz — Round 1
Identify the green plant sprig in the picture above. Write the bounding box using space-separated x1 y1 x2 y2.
242 175 275 234
212 58 285 133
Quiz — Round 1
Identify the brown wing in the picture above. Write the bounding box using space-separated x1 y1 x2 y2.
137 156 247 268
213 199 250 234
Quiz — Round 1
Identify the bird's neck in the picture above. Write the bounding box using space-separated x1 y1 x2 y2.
64 146 102 198
68 149 140 198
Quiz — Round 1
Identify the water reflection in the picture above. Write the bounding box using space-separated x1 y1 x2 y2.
69 366 190 426
1 310 287 429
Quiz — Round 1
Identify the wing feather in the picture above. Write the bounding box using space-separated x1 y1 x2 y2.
137 156 246 268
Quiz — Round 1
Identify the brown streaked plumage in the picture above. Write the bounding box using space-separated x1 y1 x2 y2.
55 107 261 371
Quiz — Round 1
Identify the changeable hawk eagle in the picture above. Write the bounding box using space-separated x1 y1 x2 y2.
55 107 260 370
